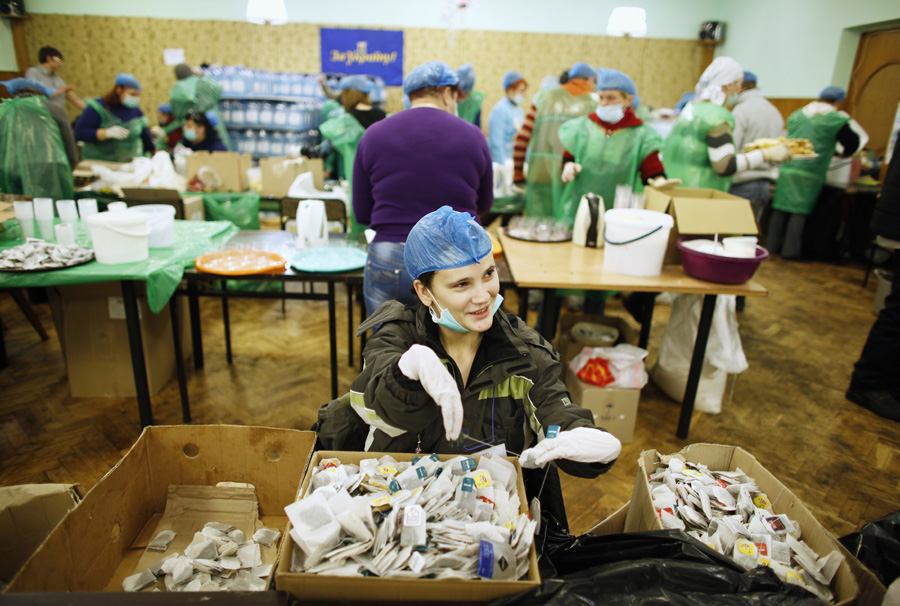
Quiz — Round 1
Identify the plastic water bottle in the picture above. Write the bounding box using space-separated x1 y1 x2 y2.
259 102 274 128
290 73 304 97
273 103 288 127
245 102 260 127
270 131 285 156
288 102 302 128
242 129 256 155
230 101 246 127
256 130 270 156
219 100 231 124
235 67 250 95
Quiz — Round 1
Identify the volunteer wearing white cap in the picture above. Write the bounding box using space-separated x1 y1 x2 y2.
74 73 154 162
663 57 790 191
487 71 527 164
455 63 484 127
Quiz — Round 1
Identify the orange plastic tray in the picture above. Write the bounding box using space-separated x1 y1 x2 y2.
194 249 287 275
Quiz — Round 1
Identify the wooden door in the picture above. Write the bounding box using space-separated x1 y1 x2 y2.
846 27 900 156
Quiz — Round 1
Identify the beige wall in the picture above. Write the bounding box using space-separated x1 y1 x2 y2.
25 14 707 128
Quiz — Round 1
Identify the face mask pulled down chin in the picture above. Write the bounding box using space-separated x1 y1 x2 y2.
428 291 504 333
596 104 625 124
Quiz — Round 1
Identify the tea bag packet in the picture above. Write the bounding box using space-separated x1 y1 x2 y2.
477 456 517 493
732 538 759 570
396 464 428 491
148 529 176 552
400 505 427 547
185 536 218 560
252 527 281 547
286 492 342 565
450 456 478 477
238 542 262 569
123 568 157 591
149 552 178 577
454 477 477 515
477 540 517 581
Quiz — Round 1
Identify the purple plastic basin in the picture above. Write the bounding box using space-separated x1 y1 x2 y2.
677 237 769 284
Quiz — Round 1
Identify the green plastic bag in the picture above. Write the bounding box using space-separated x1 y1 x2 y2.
170 76 223 119
0 96 75 200
320 113 366 239
81 98 148 162
202 192 261 230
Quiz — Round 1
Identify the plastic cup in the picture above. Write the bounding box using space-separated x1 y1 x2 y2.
56 199 79 223
34 198 54 221
77 198 99 219
55 223 76 246
13 201 35 239
107 201 128 212
722 236 758 259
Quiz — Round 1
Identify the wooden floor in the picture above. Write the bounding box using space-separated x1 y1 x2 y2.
0 255 897 539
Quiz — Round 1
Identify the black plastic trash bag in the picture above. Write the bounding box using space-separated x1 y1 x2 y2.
490 530 827 606
840 510 900 587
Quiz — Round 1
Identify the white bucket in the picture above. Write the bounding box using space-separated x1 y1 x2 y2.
132 204 176 248
602 209 674 277
86 210 150 264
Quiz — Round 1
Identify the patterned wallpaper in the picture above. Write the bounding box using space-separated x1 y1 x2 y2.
24 14 705 128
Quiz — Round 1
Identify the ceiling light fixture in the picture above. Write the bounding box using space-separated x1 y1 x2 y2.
607 6 647 37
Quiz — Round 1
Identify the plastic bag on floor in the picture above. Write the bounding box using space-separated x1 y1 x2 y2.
569 344 648 388
489 529 827 606
651 293 747 414
839 510 900 587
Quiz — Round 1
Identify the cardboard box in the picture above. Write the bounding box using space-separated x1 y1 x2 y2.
7 425 318 592
275 450 541 602
180 195 205 221
0 484 83 585
555 313 639 375
624 444 886 606
564 370 640 443
644 186 758 264
186 151 252 192
260 156 325 197
121 188 184 219
48 283 191 398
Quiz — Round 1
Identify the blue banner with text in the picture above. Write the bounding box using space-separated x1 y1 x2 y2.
320 28 404 86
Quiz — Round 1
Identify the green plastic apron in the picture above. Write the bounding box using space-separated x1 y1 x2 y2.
320 113 366 239
0 96 74 200
662 101 735 190
457 91 485 125
557 116 662 226
525 87 596 218
167 76 231 150
772 108 848 215
81 98 148 162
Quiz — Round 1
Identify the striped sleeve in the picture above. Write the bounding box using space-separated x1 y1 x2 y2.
513 103 537 181
706 122 765 176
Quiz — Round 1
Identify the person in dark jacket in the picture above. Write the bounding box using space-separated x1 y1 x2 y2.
847 134 900 420
181 109 227 152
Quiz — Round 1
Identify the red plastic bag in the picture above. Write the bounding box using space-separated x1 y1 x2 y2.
576 357 615 387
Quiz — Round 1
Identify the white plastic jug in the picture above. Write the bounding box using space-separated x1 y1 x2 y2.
296 200 328 250
602 209 673 277
86 210 150 264
132 204 176 248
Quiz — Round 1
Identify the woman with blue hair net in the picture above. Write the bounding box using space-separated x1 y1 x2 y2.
74 73 154 162
336 206 620 526
337 75 386 129
455 63 484 126
181 109 227 152
487 71 528 164
353 61 493 315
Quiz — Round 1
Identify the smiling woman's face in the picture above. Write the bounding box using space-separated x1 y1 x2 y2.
415 254 500 333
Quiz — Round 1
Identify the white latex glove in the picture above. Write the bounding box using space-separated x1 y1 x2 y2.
761 144 791 163
397 344 463 441
150 125 165 138
105 126 130 140
561 162 582 184
648 176 683 189
518 427 621 468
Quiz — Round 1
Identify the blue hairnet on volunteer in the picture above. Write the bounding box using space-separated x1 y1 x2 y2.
502 71 524 90
205 110 220 127
567 62 598 80
0 78 55 97
819 86 845 102
403 61 459 95
457 63 475 93
598 69 636 96
158 102 172 114
402 93 411 110
404 206 493 280
115 73 141 90
340 75 374 94
632 95 641 109
743 70 757 84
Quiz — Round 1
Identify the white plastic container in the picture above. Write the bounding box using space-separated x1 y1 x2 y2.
603 209 674 277
85 210 150 264
722 236 758 258
132 204 176 248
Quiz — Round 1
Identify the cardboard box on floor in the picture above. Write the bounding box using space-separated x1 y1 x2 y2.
259 156 324 197
619 443 886 606
7 425 317 593
555 313 639 374
186 151 252 192
644 186 758 264
48 283 192 398
275 450 541 603
0 484 83 585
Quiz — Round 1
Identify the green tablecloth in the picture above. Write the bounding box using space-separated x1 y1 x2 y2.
491 193 525 215
0 220 239 313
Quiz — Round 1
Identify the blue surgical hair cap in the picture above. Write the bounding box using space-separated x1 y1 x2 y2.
457 63 475 92
819 86 845 102
568 62 598 80
598 69 636 96
404 206 493 281
403 61 459 95
115 73 141 90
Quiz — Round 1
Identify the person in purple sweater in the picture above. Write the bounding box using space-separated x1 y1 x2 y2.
354 61 494 315
74 73 154 162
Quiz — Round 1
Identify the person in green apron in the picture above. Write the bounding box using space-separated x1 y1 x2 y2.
74 73 154 162
558 69 669 225
320 107 366 240
314 100 346 180
338 75 386 129
663 57 789 191
514 62 598 219
455 63 484 127
166 64 230 151
0 78 75 199
768 86 868 259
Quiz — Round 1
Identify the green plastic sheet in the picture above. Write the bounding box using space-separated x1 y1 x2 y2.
0 220 238 313
202 192 261 230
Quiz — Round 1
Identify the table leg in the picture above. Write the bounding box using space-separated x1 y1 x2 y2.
534 288 560 340
328 281 338 399
121 280 153 428
188 280 204 369
676 294 717 439
221 280 232 365
170 297 191 423
517 288 528 321
347 283 354 367
638 293 658 350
